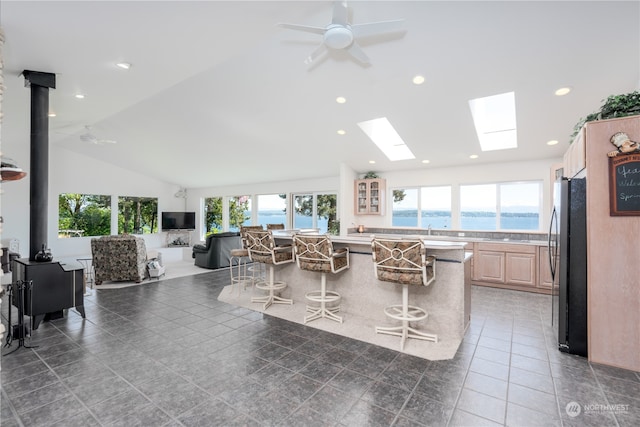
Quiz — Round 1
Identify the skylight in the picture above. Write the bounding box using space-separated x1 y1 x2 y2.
357 117 415 161
468 91 517 151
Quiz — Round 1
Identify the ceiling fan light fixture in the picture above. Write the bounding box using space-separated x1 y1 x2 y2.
324 26 354 49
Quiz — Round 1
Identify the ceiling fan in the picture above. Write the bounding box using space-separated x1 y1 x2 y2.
79 125 117 145
278 1 404 66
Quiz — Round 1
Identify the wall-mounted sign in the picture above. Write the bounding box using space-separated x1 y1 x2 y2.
609 153 640 215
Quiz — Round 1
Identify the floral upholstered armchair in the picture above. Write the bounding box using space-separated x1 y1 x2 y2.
91 235 147 285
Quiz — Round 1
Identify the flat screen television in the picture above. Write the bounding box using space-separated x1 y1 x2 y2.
161 211 196 230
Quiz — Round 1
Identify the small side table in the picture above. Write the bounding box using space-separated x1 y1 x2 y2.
76 258 94 295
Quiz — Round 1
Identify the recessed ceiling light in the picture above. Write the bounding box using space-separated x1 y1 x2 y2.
337 129 346 135
48 112 56 117
412 75 425 85
469 154 479 159
421 159 430 164
116 62 132 70
555 87 571 96
75 94 85 99
369 160 376 164
336 96 346 104
547 139 559 146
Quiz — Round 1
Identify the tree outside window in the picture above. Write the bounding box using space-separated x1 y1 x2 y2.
203 196 251 235
204 197 223 235
229 195 251 232
58 193 111 237
292 193 338 234
118 196 158 234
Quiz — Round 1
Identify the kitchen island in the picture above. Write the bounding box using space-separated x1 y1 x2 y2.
220 232 472 360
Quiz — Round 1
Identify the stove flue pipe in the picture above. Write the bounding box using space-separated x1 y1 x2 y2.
22 70 55 261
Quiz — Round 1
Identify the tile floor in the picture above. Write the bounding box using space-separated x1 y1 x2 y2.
1 269 639 427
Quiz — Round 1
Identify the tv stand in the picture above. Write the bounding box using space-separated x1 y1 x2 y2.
166 230 192 247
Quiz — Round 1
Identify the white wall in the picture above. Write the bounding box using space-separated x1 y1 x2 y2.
1 145 184 258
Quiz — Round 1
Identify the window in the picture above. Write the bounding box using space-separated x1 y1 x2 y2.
118 196 158 234
500 182 541 230
293 193 338 234
391 187 451 229
204 197 223 234
228 195 251 232
58 193 111 238
460 181 541 231
421 186 452 229
460 184 497 230
392 188 418 227
257 194 287 229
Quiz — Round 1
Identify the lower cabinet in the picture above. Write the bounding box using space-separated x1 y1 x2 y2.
472 242 547 293
537 246 556 290
473 250 505 283
505 252 536 287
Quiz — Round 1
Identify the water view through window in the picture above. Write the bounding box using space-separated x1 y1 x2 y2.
392 182 540 230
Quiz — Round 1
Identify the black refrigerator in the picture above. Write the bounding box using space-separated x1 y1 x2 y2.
549 175 587 357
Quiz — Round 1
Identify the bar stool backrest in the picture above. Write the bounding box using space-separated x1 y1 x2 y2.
293 234 349 274
239 225 264 249
245 230 293 265
371 238 433 286
266 223 285 230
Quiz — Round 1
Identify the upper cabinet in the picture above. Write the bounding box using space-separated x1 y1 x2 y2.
563 127 586 178
355 178 385 215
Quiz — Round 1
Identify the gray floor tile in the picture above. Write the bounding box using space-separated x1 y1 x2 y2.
400 392 452 425
505 402 561 427
362 381 411 414
456 388 506 424
3 274 640 427
463 371 508 401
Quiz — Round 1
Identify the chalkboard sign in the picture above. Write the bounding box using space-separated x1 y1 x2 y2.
609 154 640 215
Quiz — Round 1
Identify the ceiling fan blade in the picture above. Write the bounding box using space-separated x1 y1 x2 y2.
346 41 370 65
351 19 405 38
331 1 349 26
277 23 326 35
304 44 328 65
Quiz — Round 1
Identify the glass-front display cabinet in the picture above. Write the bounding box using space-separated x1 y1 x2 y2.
355 178 385 215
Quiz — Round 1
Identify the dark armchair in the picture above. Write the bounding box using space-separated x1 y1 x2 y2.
192 232 242 269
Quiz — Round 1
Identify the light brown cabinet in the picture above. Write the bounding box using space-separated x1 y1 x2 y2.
355 178 385 215
472 242 543 293
505 252 536 287
537 246 555 290
563 127 586 178
472 249 505 283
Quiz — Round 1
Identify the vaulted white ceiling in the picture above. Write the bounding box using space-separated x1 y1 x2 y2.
1 1 638 188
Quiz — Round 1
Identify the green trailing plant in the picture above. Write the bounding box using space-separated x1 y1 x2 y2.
571 91 640 142
363 171 379 179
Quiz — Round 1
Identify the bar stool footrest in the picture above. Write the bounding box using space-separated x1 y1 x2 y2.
383 304 428 322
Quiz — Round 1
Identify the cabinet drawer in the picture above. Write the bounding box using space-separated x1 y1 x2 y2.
476 242 536 254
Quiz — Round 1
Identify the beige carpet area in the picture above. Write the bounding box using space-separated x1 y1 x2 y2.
91 260 211 290
218 284 462 361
